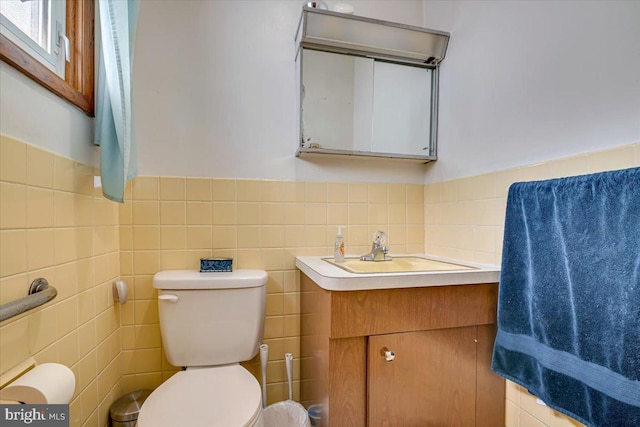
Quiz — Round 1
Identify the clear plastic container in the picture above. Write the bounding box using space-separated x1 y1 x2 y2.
334 226 345 263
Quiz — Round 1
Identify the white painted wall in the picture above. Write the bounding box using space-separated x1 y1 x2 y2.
7 1 636 185
0 62 96 166
423 0 640 183
133 0 428 183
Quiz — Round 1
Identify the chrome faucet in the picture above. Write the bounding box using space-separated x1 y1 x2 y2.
360 231 392 262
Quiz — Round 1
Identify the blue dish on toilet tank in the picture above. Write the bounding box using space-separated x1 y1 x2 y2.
200 257 233 272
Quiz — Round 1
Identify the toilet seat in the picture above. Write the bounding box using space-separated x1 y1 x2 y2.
137 364 263 427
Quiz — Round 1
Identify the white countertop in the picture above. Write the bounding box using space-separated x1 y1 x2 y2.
295 254 501 291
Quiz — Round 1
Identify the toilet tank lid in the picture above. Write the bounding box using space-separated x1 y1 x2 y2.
153 270 267 290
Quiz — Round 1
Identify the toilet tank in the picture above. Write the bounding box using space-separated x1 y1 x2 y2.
153 270 267 367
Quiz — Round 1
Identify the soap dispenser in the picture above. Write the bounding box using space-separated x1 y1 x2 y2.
334 226 345 263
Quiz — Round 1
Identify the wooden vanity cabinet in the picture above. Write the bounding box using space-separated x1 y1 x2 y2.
300 273 505 427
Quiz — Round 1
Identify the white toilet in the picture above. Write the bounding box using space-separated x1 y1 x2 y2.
137 269 268 427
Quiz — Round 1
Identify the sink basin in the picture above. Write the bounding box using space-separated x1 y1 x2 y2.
297 255 500 291
324 256 477 274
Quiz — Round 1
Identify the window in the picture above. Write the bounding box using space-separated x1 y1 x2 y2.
0 0 94 116
1 0 67 77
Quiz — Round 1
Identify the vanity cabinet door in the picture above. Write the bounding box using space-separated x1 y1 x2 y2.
368 327 477 427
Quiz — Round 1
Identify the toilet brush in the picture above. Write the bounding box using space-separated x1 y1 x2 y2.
285 353 294 400
260 344 269 408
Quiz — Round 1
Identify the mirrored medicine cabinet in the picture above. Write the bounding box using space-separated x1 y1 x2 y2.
295 7 450 163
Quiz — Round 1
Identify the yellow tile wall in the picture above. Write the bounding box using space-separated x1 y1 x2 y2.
120 177 425 403
424 142 639 427
0 135 122 427
4 131 632 426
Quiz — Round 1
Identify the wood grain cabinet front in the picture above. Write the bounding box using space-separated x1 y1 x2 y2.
300 273 505 427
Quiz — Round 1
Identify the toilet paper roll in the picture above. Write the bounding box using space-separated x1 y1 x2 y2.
0 363 75 404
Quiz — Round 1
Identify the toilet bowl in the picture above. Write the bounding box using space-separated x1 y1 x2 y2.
138 270 268 427
137 365 263 427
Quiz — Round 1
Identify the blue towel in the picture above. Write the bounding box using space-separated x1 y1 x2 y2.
492 167 640 427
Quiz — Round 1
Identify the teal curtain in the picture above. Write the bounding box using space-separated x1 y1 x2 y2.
95 0 140 203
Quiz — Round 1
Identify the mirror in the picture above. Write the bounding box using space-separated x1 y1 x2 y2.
299 49 436 161
294 7 449 163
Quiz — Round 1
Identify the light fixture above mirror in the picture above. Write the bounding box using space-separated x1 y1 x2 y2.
297 7 449 66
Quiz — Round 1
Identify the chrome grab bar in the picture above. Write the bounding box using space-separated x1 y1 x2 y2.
0 278 57 322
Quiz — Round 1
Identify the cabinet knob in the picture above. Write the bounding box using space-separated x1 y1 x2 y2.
381 347 395 362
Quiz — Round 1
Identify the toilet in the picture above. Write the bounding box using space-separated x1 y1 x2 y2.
137 269 268 427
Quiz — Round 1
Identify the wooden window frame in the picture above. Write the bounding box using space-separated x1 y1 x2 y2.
0 0 94 116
